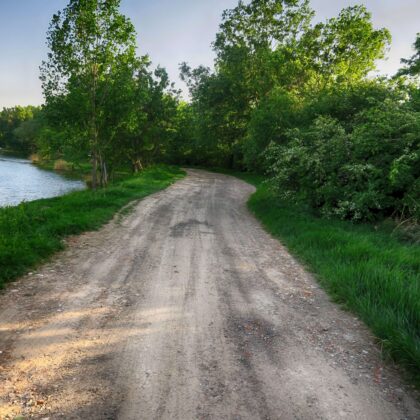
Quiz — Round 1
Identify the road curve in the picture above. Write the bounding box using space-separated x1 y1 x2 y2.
0 169 419 419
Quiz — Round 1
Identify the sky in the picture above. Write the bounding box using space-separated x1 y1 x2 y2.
0 0 418 108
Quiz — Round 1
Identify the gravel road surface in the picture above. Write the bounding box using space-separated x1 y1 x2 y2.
0 169 419 419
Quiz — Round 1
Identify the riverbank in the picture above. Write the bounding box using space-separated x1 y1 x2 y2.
29 155 93 182
0 165 185 288
32 156 135 186
227 172 420 386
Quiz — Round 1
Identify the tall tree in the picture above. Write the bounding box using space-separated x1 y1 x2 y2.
40 0 138 187
118 64 179 172
181 0 390 168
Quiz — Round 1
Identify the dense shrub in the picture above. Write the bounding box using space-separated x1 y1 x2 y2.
243 89 302 171
264 95 420 221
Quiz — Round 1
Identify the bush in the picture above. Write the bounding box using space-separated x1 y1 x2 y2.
243 89 301 171
262 86 420 222
54 159 72 172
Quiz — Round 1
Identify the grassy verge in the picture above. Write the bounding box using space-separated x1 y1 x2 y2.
230 171 420 383
0 165 185 288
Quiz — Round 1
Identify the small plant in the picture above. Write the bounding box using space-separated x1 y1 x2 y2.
53 159 72 172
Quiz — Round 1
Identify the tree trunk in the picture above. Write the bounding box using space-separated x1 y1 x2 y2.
132 158 143 173
99 154 108 187
91 151 98 190
91 62 99 190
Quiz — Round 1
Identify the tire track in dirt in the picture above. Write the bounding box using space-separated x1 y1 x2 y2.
0 169 419 419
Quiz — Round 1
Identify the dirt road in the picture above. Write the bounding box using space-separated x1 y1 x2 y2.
0 169 419 419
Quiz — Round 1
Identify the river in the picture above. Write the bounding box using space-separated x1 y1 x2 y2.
0 155 86 207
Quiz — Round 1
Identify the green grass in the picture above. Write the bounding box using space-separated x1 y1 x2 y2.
0 165 185 288
229 172 420 383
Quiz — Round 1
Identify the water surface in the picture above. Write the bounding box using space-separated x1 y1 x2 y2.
0 155 86 207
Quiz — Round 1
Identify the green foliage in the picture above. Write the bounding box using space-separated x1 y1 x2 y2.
2 0 417 225
244 89 302 171
0 106 41 153
30 0 182 185
116 65 180 172
0 165 185 288
398 33 420 78
181 0 391 173
40 0 140 187
175 0 406 222
298 6 391 87
181 0 316 168
163 102 197 165
264 89 420 221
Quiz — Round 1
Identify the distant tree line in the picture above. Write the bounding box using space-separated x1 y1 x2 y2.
0 106 41 154
0 0 419 222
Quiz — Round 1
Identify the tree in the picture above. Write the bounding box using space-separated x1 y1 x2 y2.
40 0 138 188
290 6 391 90
181 1 390 169
111 62 180 172
213 0 314 166
163 102 196 165
398 33 420 77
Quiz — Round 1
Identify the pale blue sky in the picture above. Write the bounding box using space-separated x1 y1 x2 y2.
0 0 418 108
